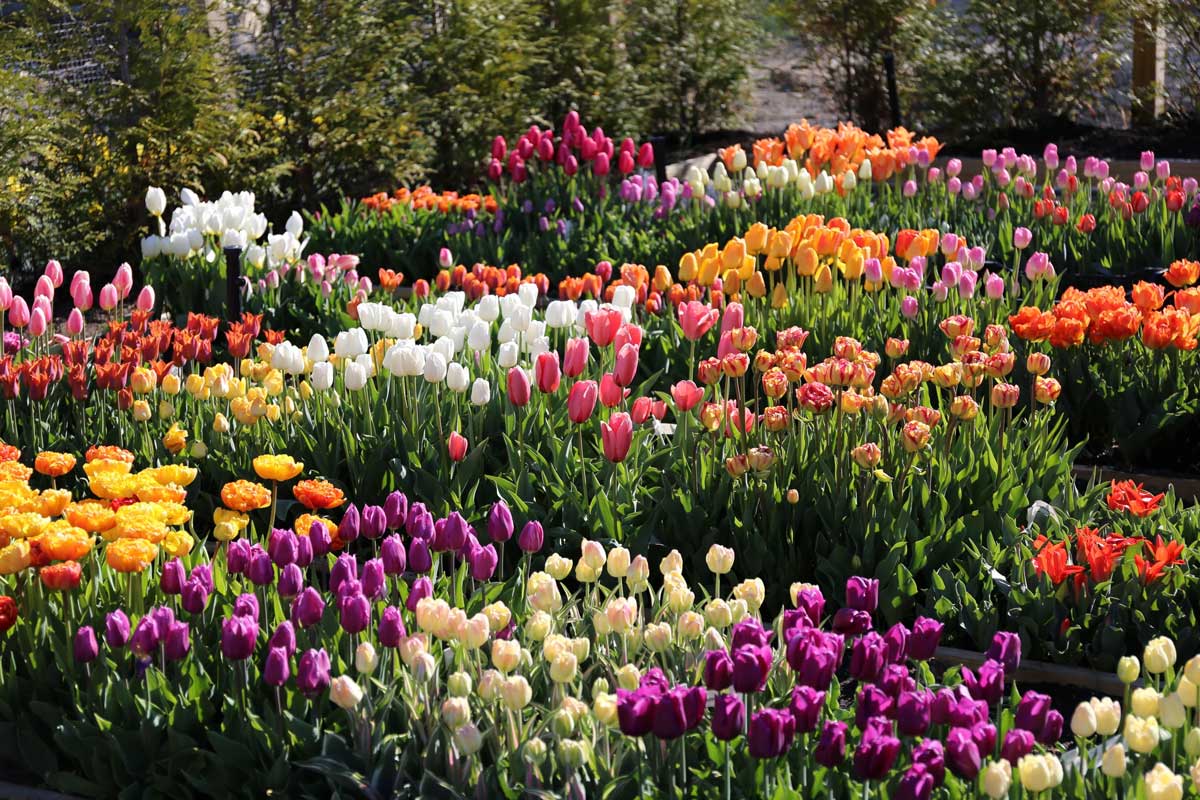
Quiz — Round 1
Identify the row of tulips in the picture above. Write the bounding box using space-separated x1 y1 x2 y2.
0 444 1197 797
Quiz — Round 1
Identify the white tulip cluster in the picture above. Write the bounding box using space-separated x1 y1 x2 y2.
141 187 308 271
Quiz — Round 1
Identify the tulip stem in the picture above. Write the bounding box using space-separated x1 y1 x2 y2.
578 427 589 518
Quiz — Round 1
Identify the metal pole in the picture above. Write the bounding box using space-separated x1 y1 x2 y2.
224 246 243 321
884 51 901 129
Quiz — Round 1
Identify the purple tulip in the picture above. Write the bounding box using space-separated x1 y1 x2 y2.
651 686 692 740
855 685 894 729
488 501 513 543
268 528 298 566
384 491 408 529
731 644 772 693
782 608 813 639
789 686 825 734
703 650 733 691
362 505 386 539
130 617 160 657
853 717 900 780
973 722 998 755
897 690 931 736
748 708 795 759
406 576 432 612
617 687 659 736
189 564 213 593
74 626 99 663
895 765 935 800
470 543 498 581
362 558 386 600
296 648 331 697
883 622 909 664
407 505 434 540
790 643 839 691
220 615 258 660
381 535 406 575
962 659 1005 704
912 739 945 785
269 621 297 655
309 521 331 556
234 592 259 621
1001 728 1036 763
277 563 303 599
264 646 290 686
880 664 915 698
814 720 848 767
330 553 358 596
908 617 943 660
226 539 251 573
291 587 325 628
731 619 771 650
517 520 544 553
945 727 982 779
850 632 887 683
339 504 361 543
845 576 879 613
164 621 190 661
105 609 130 648
339 592 371 634
832 607 872 635
294 535 313 568
247 549 275 586
408 538 432 573
379 606 406 647
1038 710 1063 744
160 558 185 595
986 632 1022 672
711 693 744 741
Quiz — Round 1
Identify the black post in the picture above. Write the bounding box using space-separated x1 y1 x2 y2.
884 51 901 128
649 135 668 185
224 246 242 322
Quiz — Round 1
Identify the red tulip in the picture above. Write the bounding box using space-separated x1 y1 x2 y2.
535 351 561 393
567 380 598 424
447 431 468 462
507 367 531 407
599 372 628 407
585 307 623 347
618 151 634 175
563 337 589 377
637 142 654 169
601 412 633 463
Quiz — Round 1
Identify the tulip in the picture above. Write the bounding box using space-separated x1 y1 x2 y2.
748 708 795 758
731 644 772 693
105 609 131 648
703 649 733 691
447 431 468 462
854 717 901 780
220 615 258 660
339 592 371 634
613 343 639 386
291 587 325 628
379 606 406 647
408 538 432 573
361 558 385 600
297 648 331 697
711 693 744 741
790 685 825 733
814 720 848 766
506 367 531 407
946 727 982 779
1001 728 1036 763
600 412 633 463
74 626 100 663
563 337 589 377
470 544 498 581
165 621 190 661
566 379 599 424
534 351 561 393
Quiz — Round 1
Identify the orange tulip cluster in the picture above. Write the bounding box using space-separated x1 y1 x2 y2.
1009 283 1200 350
719 122 941 182
362 187 498 216
435 263 551 300
0 443 196 585
1031 526 1182 589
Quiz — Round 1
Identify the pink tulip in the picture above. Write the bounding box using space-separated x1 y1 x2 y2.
447 431 468 462
321 281 333 298
946 158 962 178
563 337 589 377
1065 155 1077 175
671 380 703 412
114 263 134 299
9 296 30 328
136 285 155 312
506 367 531 407
720 302 744 334
981 149 997 168
599 373 627 408
613 343 639 387
864 258 882 284
1140 150 1154 171
903 180 917 197
600 412 633 463
1012 227 1032 250
99 283 119 311
900 295 918 319
35 275 54 301
593 152 610 177
29 308 47 337
584 308 623 348
534 351 561 393
567 380 598 424
985 272 1005 300
927 167 941 183
487 159 503 182
33 296 51 321
613 323 643 352
717 330 736 359
66 308 85 337
947 177 961 195
1043 143 1059 170
0 278 11 311
957 271 978 299
70 269 90 293
678 301 718 341
439 248 453 269
44 260 64 288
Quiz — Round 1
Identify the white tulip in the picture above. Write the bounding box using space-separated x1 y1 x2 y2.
180 187 200 207
497 319 515 344
429 309 453 339
307 334 329 363
334 329 367 359
286 210 303 237
186 229 204 253
431 336 455 363
145 186 166 216
344 362 368 391
518 282 538 308
843 170 857 192
446 363 469 393
468 321 491 351
311 362 333 391
222 228 247 249
423 352 447 383
611 285 635 309
388 312 417 340
858 158 873 180
354 353 376 378
477 295 500 322
497 341 519 368
245 245 266 269
470 378 491 406
140 236 162 260
510 304 532 333
528 336 550 359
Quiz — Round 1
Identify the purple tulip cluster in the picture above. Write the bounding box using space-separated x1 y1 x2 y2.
84 606 191 666
616 668 706 740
